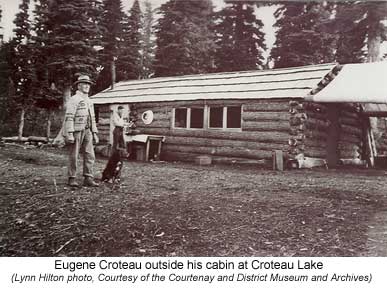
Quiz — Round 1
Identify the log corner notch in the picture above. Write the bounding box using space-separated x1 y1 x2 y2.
288 100 307 162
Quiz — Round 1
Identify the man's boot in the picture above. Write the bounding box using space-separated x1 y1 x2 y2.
68 177 79 188
84 176 99 187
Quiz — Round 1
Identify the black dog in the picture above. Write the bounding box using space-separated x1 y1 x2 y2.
101 150 123 183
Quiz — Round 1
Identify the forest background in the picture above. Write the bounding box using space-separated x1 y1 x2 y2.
0 0 386 140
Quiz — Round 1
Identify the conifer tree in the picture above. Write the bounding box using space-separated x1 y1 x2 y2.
45 0 103 105
215 1 266 72
10 0 36 139
270 2 336 68
139 0 156 79
33 0 51 83
0 42 13 135
33 0 63 140
97 0 125 91
0 5 3 44
154 0 217 77
333 1 387 63
118 0 142 81
42 0 103 144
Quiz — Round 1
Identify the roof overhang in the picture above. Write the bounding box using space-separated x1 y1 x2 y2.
305 61 387 104
362 103 387 117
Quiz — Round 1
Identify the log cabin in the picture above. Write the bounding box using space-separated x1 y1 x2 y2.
91 62 387 168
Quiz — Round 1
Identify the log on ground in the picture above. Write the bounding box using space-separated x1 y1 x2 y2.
162 143 274 160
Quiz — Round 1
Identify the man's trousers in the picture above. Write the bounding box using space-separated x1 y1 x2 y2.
112 126 125 154
68 128 95 178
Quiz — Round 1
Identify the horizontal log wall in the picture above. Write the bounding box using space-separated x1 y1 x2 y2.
96 99 368 165
338 104 363 159
303 102 329 159
374 117 387 154
133 99 290 164
304 102 363 160
95 104 111 144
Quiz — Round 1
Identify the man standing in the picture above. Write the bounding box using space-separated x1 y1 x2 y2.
112 105 126 154
63 75 99 187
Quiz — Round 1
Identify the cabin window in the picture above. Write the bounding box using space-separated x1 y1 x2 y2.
209 107 223 128
227 106 241 128
174 108 187 128
190 108 204 128
173 105 241 130
174 107 204 129
209 106 242 129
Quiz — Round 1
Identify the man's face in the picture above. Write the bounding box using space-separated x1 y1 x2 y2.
78 83 91 94
118 108 123 117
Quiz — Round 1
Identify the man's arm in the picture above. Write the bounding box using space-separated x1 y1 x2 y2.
63 98 78 143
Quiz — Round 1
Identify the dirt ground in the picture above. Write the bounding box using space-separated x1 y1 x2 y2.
1 145 387 257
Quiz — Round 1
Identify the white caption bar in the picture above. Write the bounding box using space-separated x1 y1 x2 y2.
0 257 386 289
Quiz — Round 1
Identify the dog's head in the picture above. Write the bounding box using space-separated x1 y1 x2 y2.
115 161 123 172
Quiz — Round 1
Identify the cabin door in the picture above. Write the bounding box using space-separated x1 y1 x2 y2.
326 103 340 167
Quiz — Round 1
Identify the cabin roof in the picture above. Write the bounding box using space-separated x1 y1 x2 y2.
306 61 387 104
91 63 336 104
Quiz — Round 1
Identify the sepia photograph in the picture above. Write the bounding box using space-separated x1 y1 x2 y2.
0 0 387 259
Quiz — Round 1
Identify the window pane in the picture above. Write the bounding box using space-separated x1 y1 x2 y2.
190 108 204 128
175 108 187 128
209 107 223 128
227 106 241 128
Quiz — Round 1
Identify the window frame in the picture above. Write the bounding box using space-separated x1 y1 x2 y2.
173 107 188 129
208 105 242 131
189 107 205 129
172 105 242 131
226 106 242 129
172 107 205 130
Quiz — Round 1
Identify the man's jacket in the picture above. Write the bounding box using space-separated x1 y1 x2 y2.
63 91 98 137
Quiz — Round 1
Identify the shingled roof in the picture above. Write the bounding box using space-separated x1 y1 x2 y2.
91 63 336 104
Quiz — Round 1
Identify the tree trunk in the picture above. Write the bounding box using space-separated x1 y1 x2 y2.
365 10 383 159
46 109 53 142
53 81 71 146
18 108 26 141
366 5 384 62
111 58 116 89
365 21 381 146
367 28 381 62
63 84 72 109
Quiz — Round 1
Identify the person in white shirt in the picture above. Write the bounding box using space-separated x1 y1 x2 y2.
112 106 126 154
101 106 126 183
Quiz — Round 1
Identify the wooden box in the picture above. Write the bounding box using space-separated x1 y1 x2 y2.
195 155 212 165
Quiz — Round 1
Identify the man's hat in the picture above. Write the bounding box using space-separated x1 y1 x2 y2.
74 75 94 86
